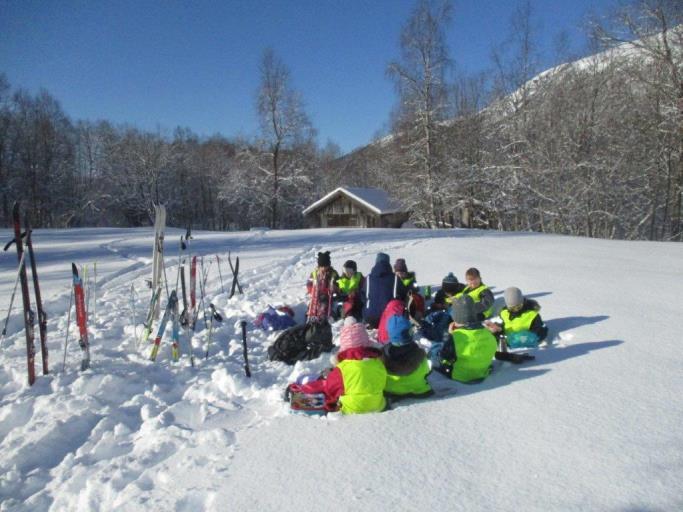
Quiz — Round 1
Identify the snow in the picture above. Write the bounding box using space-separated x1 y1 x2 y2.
0 227 682 511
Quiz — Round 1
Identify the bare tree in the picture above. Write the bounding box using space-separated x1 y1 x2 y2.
387 0 454 227
255 48 316 228
592 0 683 240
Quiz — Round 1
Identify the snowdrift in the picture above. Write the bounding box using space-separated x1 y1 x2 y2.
0 227 681 511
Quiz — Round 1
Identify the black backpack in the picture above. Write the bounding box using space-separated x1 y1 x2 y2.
267 320 334 365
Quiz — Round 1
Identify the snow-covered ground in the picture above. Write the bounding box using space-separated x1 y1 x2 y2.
0 227 681 511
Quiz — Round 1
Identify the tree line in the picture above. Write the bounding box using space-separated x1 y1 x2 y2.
1 0 681 241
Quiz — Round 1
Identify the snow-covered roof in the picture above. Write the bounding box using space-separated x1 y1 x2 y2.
302 187 404 216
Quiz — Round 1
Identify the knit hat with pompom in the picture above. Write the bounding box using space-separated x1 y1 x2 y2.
339 322 372 351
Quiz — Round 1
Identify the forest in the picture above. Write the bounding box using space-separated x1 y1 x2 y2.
1 0 681 241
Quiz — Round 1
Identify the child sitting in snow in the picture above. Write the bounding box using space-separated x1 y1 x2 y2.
362 252 405 328
454 267 494 321
485 286 548 348
335 260 364 321
435 295 498 383
394 258 425 320
286 318 387 414
382 315 433 399
393 258 418 293
421 273 463 344
429 272 465 313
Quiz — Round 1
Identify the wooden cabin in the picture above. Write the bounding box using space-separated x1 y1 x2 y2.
303 187 408 228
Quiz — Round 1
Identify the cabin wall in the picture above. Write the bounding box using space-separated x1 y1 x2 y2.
304 193 406 228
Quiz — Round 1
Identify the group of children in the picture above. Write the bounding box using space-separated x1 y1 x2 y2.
291 251 548 414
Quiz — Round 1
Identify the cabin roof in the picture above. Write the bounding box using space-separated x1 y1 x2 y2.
302 187 404 216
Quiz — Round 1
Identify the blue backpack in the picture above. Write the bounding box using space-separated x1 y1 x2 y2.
255 306 297 331
506 330 540 348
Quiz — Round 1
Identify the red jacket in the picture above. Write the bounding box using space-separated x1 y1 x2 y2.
294 347 382 412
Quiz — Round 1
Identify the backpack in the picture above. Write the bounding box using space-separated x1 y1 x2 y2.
267 320 334 365
254 305 297 331
377 299 407 343
506 330 540 349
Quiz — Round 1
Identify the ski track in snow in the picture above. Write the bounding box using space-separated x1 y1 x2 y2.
1 227 682 511
0 230 355 509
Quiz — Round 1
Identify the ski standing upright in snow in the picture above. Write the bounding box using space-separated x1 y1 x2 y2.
170 293 181 362
8 203 36 385
149 290 178 362
139 286 162 347
178 236 190 327
190 255 197 329
72 263 90 371
151 204 166 319
25 216 48 375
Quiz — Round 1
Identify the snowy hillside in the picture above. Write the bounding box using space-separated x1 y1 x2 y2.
0 227 682 511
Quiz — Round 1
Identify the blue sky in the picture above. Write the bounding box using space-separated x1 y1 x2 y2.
1 0 613 153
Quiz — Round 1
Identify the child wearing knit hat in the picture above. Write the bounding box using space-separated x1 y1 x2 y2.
288 318 387 414
434 295 498 383
428 273 465 313
382 315 433 399
306 251 340 322
392 258 426 320
485 286 548 348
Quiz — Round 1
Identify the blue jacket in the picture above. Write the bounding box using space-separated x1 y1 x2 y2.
362 260 406 327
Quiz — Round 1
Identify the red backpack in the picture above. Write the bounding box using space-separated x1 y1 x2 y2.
377 299 407 343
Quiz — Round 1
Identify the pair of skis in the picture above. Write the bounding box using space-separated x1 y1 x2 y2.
216 252 242 299
149 290 180 362
2 202 48 385
227 252 242 299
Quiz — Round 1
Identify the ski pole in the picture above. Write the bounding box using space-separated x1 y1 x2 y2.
175 236 183 291
240 320 251 377
138 286 161 348
62 285 74 372
216 254 225 293
161 246 170 303
0 252 26 348
204 304 223 359
204 312 213 360
199 257 208 329
82 264 89 318
198 257 213 329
